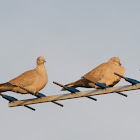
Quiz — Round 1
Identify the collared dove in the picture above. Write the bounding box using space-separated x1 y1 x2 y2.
0 56 48 95
63 57 125 89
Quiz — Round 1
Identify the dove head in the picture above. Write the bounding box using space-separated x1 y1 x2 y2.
37 56 46 65
108 57 121 65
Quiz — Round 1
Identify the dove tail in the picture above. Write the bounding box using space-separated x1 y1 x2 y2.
0 83 14 92
61 79 90 91
61 81 76 91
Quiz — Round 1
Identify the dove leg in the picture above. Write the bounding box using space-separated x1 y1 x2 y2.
34 92 38 96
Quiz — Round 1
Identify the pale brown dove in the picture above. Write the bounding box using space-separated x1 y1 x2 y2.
0 56 48 95
63 57 125 89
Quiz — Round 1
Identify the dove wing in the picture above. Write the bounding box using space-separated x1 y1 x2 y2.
9 69 38 88
84 62 108 82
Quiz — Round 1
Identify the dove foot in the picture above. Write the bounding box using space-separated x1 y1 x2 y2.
33 92 38 96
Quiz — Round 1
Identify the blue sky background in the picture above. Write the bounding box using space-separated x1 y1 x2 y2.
0 0 140 140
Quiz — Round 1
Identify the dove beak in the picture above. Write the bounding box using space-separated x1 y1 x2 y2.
44 60 46 63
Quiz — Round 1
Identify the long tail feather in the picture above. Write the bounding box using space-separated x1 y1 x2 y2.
61 78 90 91
0 83 15 92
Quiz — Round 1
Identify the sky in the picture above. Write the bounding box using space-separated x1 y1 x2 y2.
0 0 140 140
